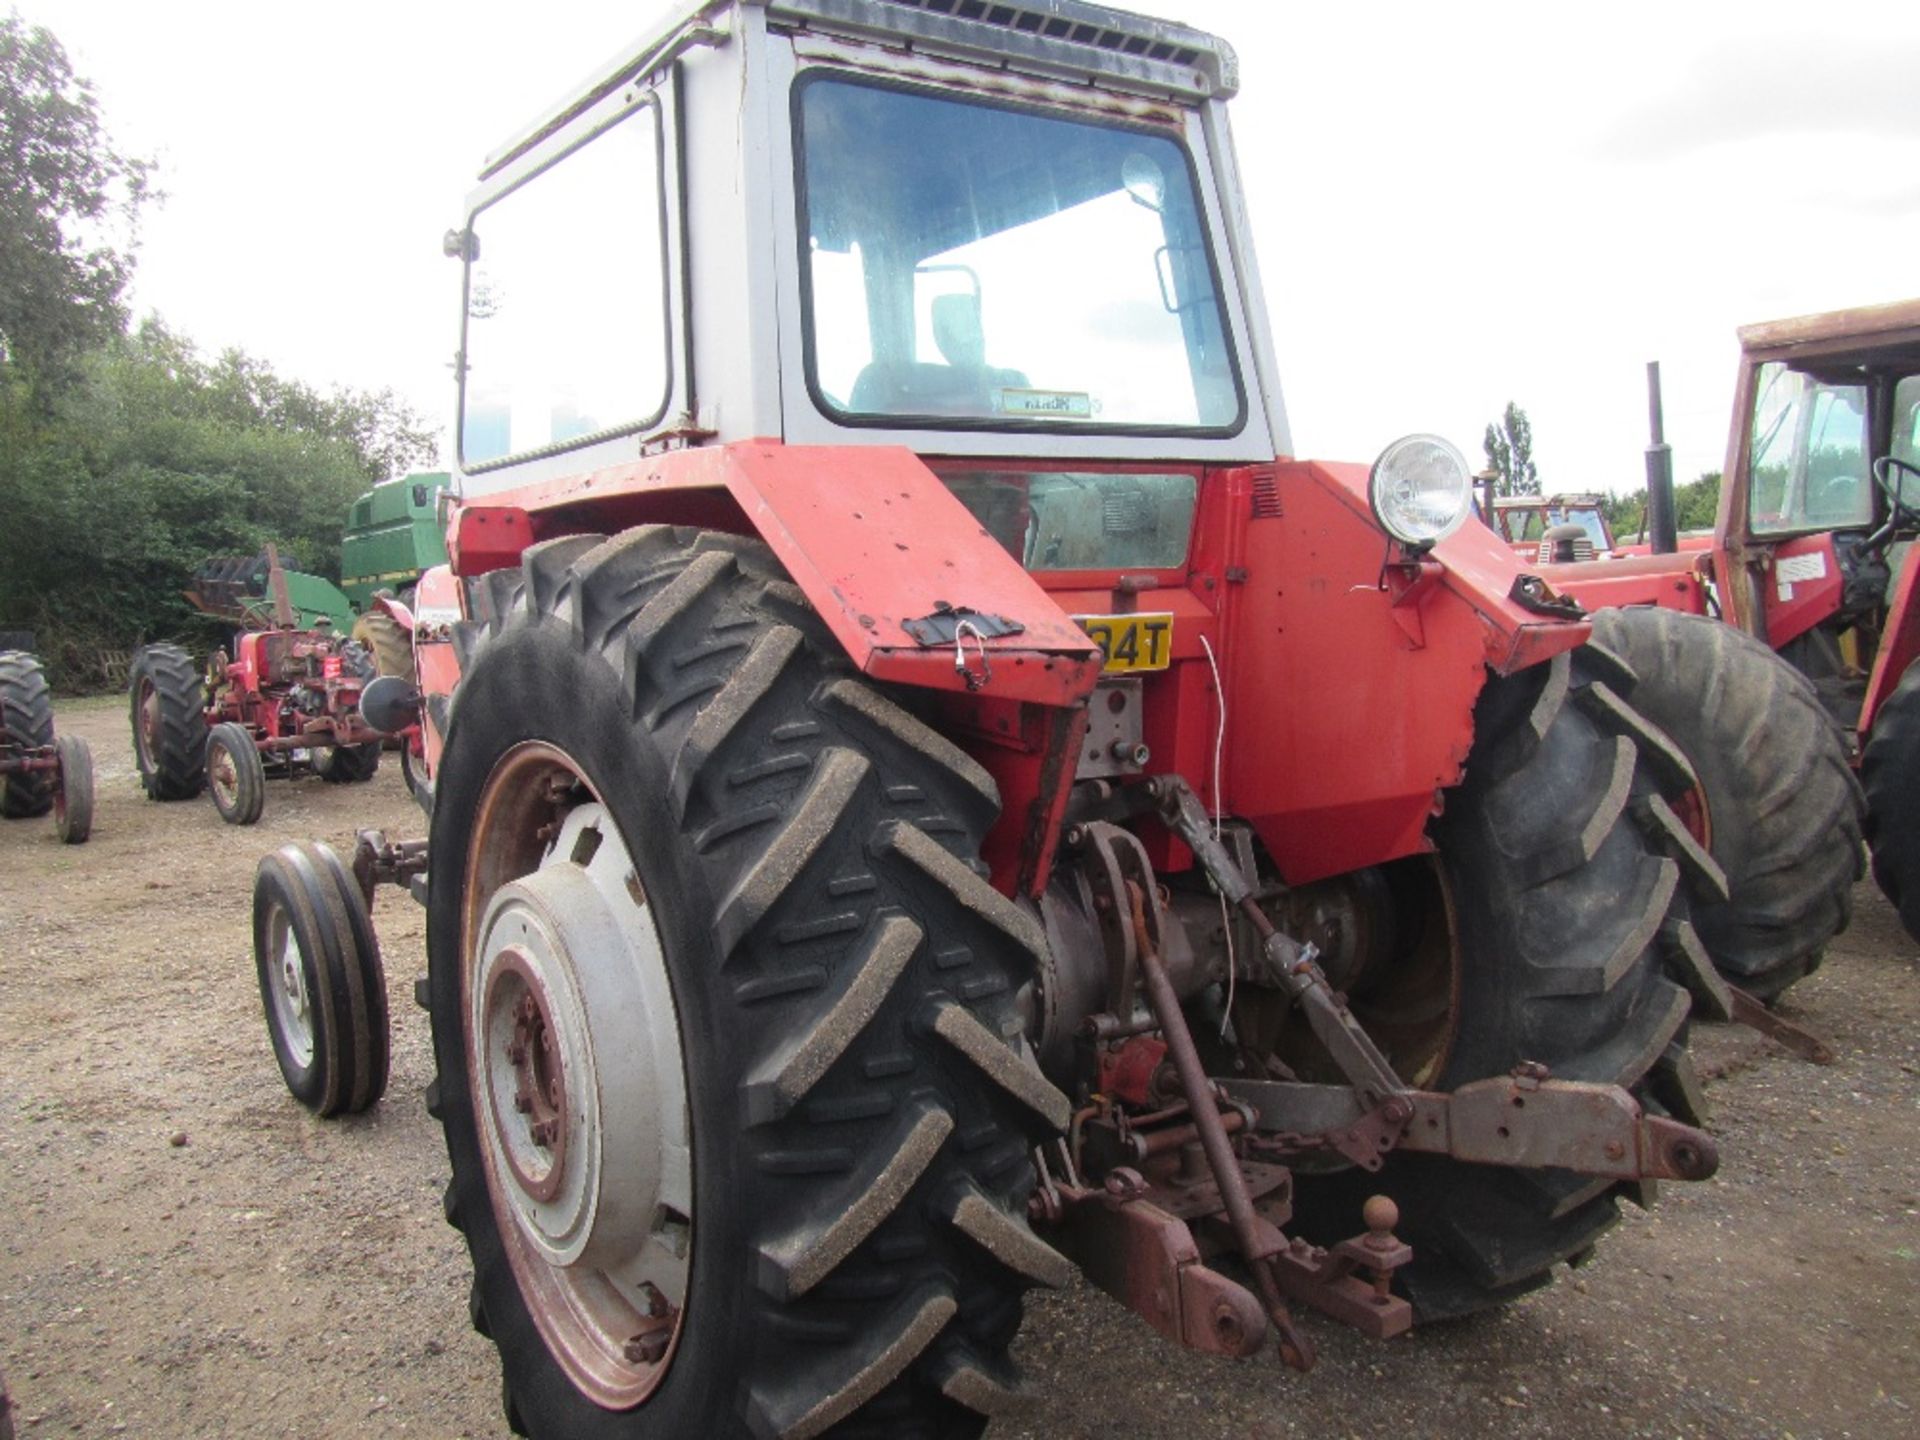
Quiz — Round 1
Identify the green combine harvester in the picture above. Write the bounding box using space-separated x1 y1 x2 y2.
339 471 451 608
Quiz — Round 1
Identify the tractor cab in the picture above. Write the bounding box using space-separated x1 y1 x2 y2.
449 0 1283 505
1716 300 1920 733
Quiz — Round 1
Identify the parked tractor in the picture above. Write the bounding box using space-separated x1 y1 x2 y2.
257 4 1751 1435
1486 491 1619 560
130 548 405 825
1546 303 1920 960
0 649 93 844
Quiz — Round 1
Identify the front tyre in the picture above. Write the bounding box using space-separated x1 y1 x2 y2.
253 840 391 1116
207 722 267 825
427 528 1069 1440
53 735 93 844
1863 659 1920 943
1297 648 1703 1319
1590 607 1864 998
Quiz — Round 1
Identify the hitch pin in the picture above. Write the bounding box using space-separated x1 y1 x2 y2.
953 619 992 691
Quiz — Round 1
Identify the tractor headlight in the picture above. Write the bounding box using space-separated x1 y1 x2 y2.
1368 434 1473 547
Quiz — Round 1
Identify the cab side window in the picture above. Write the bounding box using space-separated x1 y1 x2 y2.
459 102 669 467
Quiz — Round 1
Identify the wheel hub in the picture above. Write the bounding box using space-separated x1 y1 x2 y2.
268 913 314 1067
464 763 692 1406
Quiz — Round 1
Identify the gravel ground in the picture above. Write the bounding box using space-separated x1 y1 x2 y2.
2 695 1916 1438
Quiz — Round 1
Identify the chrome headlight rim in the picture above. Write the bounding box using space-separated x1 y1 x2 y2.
1368 433 1474 548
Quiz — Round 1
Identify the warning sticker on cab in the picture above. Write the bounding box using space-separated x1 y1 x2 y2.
1775 550 1828 601
1073 613 1175 673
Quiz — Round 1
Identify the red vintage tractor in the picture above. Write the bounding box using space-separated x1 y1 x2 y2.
255 4 1754 1435
129 548 413 824
1545 303 1920 966
0 648 93 845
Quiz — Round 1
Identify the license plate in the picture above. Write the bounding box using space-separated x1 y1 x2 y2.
1073 613 1175 674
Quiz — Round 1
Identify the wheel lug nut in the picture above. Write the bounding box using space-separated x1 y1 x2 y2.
623 1329 669 1364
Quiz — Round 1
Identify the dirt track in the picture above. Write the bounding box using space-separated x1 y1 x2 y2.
2 696 1917 1438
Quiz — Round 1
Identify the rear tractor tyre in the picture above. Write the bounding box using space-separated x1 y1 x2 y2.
427 526 1068 1439
207 722 267 826
1296 647 1702 1321
129 643 207 800
0 649 56 818
253 840 390 1116
318 740 382 784
1862 659 1920 944
1589 607 1865 1000
352 607 415 684
53 735 94 844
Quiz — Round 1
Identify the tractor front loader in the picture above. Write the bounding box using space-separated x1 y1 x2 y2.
0 649 93 844
131 546 411 825
257 4 1732 1435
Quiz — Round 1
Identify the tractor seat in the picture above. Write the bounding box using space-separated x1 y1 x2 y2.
847 293 1029 418
1538 523 1596 564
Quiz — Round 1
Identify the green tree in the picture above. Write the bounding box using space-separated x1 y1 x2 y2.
1603 471 1721 542
0 321 436 686
0 10 153 374
1483 401 1540 497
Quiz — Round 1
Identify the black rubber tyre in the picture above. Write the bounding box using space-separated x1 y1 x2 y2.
53 734 93 844
207 721 267 826
318 740 382 783
352 607 415 683
1296 647 1705 1321
1590 608 1865 1000
1863 658 1920 943
253 840 390 1116
400 737 433 813
129 643 207 800
0 650 56 818
428 526 1068 1440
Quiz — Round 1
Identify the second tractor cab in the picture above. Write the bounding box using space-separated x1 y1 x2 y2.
259 4 1741 1435
1487 491 1617 561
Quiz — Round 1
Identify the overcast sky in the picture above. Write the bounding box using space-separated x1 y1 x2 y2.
43 0 1920 492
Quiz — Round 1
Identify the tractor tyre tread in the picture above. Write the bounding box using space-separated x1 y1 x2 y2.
318 742 382 784
427 525 1063 1440
54 734 93 844
208 721 267 825
352 608 415 684
0 650 56 817
1589 608 1864 1000
1862 658 1920 943
129 643 207 800
1300 648 1697 1321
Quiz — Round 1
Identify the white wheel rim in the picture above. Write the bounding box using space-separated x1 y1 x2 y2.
464 747 693 1407
267 907 315 1068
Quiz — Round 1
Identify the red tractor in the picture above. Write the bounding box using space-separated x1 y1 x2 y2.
1544 303 1920 973
257 4 1755 1435
129 548 412 824
0 648 93 845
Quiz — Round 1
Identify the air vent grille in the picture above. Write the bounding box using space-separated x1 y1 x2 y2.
877 0 1203 67
1249 469 1282 519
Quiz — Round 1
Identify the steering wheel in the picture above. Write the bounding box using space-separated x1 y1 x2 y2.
1873 455 1920 529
